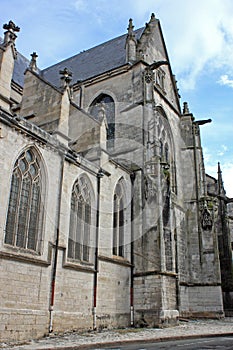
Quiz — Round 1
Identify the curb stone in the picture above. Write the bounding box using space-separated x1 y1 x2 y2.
1 318 233 350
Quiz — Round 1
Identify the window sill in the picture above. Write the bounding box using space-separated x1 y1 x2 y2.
99 254 132 267
0 249 51 267
63 260 95 273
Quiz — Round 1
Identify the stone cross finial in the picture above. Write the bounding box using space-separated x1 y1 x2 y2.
183 102 190 114
127 18 134 36
3 20 20 45
29 52 38 72
59 68 72 88
3 20 20 32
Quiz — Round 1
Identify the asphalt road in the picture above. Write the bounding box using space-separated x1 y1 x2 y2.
92 336 233 349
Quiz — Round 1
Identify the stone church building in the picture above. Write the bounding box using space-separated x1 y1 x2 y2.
0 14 233 342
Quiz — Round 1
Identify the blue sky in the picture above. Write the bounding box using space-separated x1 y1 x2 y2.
1 0 233 196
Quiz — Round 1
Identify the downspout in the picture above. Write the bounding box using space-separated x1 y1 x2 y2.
174 227 180 312
79 84 83 108
130 172 135 326
49 151 65 333
93 169 104 330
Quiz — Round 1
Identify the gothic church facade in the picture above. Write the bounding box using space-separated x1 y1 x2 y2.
0 14 232 342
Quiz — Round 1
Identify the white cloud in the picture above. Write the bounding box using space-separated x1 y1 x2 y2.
149 0 233 90
203 147 212 163
217 144 229 156
74 0 87 11
218 74 233 88
109 0 233 90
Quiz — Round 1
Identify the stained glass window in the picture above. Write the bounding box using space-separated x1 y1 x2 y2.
112 180 124 257
89 94 115 149
68 176 92 262
5 148 43 252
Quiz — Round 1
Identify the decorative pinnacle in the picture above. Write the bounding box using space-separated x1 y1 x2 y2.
127 18 134 36
3 20 20 32
217 161 225 194
59 67 72 87
150 13 156 22
183 102 190 114
3 20 20 46
29 52 38 71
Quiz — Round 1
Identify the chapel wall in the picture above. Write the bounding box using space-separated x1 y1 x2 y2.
0 118 62 341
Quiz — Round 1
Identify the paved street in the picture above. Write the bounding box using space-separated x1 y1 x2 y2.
1 318 233 350
92 336 233 349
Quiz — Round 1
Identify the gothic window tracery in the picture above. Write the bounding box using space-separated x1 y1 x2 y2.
89 94 115 149
112 179 125 257
5 147 44 252
157 117 171 165
146 108 175 270
155 68 165 92
68 176 93 262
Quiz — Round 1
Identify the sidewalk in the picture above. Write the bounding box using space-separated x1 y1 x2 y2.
1 318 233 350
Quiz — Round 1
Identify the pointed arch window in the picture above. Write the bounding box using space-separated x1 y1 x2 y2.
89 94 115 149
68 176 92 262
112 180 125 257
5 148 44 252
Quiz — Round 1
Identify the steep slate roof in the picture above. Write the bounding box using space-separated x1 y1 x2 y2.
12 52 30 87
41 27 144 88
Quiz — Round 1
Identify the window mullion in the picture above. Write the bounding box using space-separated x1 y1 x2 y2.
116 199 120 255
13 173 21 246
81 201 85 260
25 175 33 249
16 176 30 248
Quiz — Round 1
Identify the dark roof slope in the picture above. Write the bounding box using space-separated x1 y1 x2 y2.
12 51 30 87
41 27 144 87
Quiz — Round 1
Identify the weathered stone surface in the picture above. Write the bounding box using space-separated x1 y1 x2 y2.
0 13 232 343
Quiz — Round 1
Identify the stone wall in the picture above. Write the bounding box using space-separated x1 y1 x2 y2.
134 274 178 327
97 259 131 329
0 112 133 341
180 285 224 318
0 116 61 341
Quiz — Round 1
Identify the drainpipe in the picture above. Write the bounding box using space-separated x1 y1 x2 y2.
49 151 65 333
79 83 83 108
174 227 180 312
130 172 136 326
93 168 105 330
